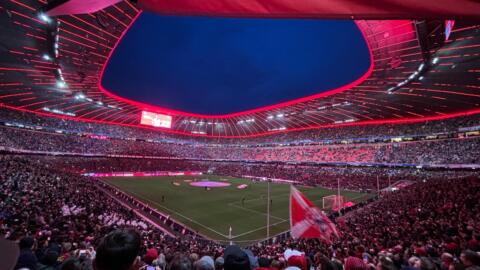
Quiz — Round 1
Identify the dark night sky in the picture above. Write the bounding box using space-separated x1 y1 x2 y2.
102 13 370 115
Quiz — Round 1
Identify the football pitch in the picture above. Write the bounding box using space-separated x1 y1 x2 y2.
103 175 371 244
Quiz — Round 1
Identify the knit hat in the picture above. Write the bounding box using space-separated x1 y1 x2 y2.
144 248 158 265
344 256 367 270
284 249 306 270
197 256 215 270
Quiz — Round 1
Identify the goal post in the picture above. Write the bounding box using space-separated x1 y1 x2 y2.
322 195 345 210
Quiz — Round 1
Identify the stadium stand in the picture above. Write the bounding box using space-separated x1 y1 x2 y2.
1 154 479 270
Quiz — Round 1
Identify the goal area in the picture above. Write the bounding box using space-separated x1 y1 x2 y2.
322 195 345 210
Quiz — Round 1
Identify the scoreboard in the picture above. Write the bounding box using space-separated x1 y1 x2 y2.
140 111 172 128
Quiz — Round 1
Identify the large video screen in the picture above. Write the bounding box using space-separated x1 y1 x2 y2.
140 111 172 128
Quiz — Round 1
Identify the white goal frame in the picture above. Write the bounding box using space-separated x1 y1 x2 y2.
322 195 345 210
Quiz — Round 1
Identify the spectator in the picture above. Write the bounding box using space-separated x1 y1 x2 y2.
15 237 38 270
93 229 142 270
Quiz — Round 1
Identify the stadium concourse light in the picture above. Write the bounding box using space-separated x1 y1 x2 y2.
74 93 85 100
418 63 425 71
42 54 51 61
432 57 439 64
38 13 51 23
56 80 67 88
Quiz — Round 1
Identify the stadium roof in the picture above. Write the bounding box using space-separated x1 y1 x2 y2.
1 1 480 137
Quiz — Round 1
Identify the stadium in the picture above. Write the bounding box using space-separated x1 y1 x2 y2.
1 1 480 270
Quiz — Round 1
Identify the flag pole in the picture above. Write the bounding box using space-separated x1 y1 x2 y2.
337 177 341 212
266 180 270 239
377 175 380 193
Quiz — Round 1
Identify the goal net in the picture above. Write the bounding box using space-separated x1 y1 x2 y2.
322 195 345 210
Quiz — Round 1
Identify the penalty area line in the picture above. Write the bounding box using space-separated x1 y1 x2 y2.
231 219 288 239
124 190 230 239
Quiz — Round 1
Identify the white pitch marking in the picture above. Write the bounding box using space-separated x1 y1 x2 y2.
125 190 230 238
231 220 288 239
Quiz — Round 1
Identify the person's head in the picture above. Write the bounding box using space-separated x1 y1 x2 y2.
19 237 34 250
344 256 366 270
41 249 60 266
317 255 335 270
408 257 422 269
153 254 167 269
441 253 454 264
271 260 284 270
190 253 199 263
258 257 270 268
376 256 396 270
60 257 93 270
145 248 159 265
168 254 193 270
93 229 141 270
215 257 225 270
449 262 465 270
223 246 251 270
419 257 437 270
461 250 480 267
195 256 215 270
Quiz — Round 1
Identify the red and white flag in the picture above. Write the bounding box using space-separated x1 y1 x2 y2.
290 185 339 243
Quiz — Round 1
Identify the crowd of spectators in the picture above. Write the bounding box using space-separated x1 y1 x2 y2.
1 124 480 165
1 155 479 270
2 107 480 165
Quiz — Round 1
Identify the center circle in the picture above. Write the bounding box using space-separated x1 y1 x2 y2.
189 181 231 187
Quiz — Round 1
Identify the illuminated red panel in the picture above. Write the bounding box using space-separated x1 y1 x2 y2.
140 111 172 128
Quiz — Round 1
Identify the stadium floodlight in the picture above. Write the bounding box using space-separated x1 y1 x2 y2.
418 63 425 71
38 13 51 23
419 76 424 81
432 57 439 64
42 54 51 61
276 113 284 118
96 101 103 105
267 115 274 119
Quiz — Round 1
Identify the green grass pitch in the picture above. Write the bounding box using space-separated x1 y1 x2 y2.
103 175 370 245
